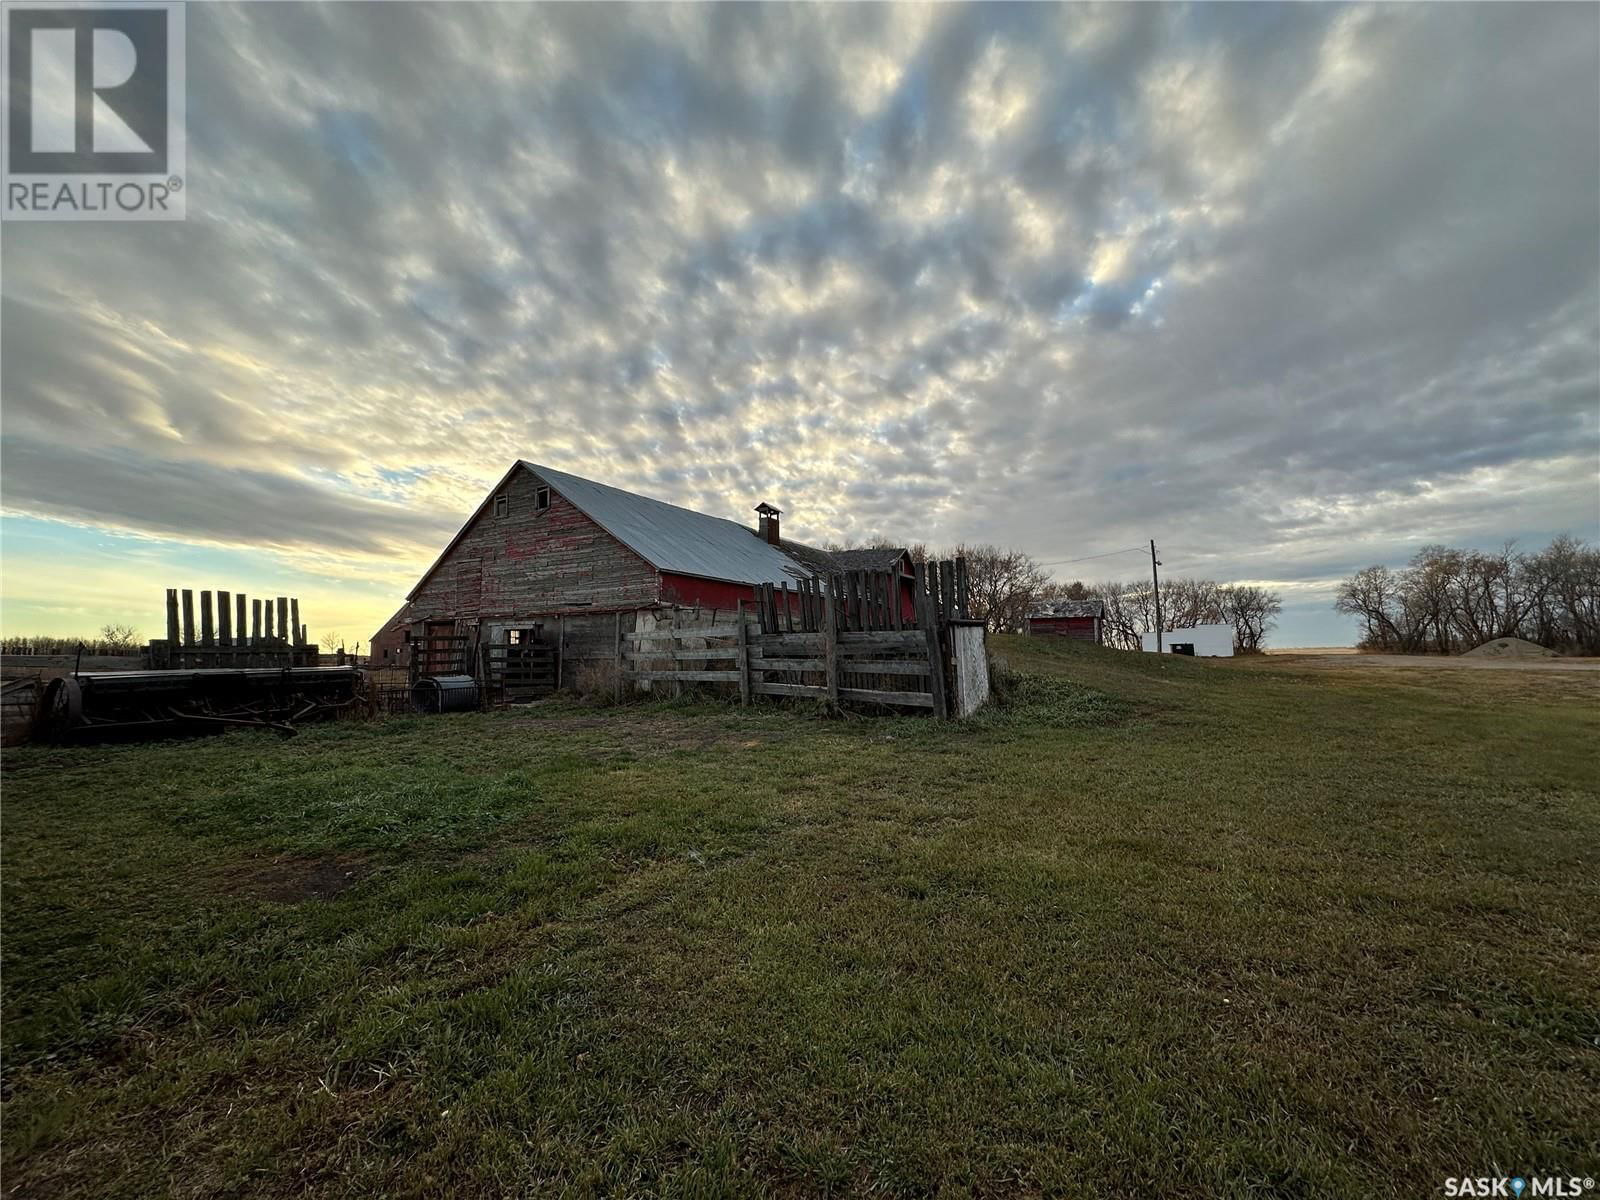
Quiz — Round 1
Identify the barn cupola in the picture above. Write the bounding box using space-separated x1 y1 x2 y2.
755 502 782 546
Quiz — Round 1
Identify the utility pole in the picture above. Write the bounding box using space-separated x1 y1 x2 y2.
1150 539 1163 653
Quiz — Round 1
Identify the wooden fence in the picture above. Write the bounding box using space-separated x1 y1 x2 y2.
147 588 320 668
617 559 980 718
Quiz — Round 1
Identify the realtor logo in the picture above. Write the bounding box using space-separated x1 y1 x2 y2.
3 1 185 220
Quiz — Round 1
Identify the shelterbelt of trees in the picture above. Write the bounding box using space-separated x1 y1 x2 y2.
1335 536 1599 656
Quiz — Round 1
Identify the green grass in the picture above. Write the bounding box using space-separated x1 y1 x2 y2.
3 639 1597 1197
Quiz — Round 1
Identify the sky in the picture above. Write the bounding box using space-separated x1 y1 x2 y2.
2 2 1597 648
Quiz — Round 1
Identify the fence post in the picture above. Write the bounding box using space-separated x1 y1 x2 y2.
915 565 947 720
821 573 840 708
236 594 247 649
165 589 181 648
671 606 683 699
614 612 624 703
737 599 752 706
181 589 196 650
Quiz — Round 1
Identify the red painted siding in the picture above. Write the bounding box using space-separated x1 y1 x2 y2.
1027 616 1099 641
660 573 761 610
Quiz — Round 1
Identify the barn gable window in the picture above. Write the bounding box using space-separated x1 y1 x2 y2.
535 486 551 513
493 494 510 519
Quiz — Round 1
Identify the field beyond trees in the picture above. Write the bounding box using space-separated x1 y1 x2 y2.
3 640 1597 1196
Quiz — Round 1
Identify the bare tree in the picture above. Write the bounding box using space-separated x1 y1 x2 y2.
98 623 142 653
1078 578 1280 651
951 544 1058 633
1220 585 1282 652
1333 536 1600 654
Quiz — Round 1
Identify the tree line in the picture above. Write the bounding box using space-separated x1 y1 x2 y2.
829 541 1283 651
1 624 144 656
1334 536 1599 655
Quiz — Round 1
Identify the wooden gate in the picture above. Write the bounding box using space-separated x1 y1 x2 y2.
483 628 557 701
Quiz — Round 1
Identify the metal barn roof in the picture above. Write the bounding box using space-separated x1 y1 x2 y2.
522 462 813 587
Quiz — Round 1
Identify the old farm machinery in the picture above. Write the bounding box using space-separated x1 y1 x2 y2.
35 666 363 743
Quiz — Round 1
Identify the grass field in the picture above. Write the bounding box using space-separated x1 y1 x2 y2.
3 639 1597 1197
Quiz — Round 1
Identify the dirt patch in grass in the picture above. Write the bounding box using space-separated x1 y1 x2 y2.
223 853 371 903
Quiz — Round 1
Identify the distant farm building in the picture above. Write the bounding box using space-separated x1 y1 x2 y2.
1142 624 1236 657
1026 599 1105 643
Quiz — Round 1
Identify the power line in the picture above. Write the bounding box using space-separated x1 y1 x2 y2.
1036 546 1148 567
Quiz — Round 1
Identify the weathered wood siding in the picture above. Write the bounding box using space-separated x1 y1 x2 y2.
408 467 661 622
951 622 990 718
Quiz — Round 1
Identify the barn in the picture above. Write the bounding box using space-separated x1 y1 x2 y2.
368 461 894 686
1026 599 1105 643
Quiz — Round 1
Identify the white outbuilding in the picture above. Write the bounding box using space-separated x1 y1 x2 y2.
1141 624 1236 657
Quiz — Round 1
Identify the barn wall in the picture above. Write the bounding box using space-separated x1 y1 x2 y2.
408 466 661 623
369 619 411 666
659 572 759 612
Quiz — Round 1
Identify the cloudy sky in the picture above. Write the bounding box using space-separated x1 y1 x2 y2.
3 2 1597 647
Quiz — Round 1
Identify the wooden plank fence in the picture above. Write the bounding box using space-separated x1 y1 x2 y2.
619 559 977 718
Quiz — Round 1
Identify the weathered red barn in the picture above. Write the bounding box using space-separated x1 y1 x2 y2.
369 461 875 679
1025 599 1105 643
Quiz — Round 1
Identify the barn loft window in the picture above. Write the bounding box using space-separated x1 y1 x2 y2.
535 486 551 513
493 494 510 519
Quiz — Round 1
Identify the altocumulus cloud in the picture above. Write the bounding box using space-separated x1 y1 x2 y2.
2 2 1596 642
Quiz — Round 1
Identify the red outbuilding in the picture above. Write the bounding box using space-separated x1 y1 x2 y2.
1025 599 1105 643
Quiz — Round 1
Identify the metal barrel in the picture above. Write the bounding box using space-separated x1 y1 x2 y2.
410 674 479 714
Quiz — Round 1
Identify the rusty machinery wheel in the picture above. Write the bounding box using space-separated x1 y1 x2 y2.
36 677 84 742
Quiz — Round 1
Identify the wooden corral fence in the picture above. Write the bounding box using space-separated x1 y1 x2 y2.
147 588 320 668
617 559 988 719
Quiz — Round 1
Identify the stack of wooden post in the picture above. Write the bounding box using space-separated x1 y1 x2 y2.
147 588 320 669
